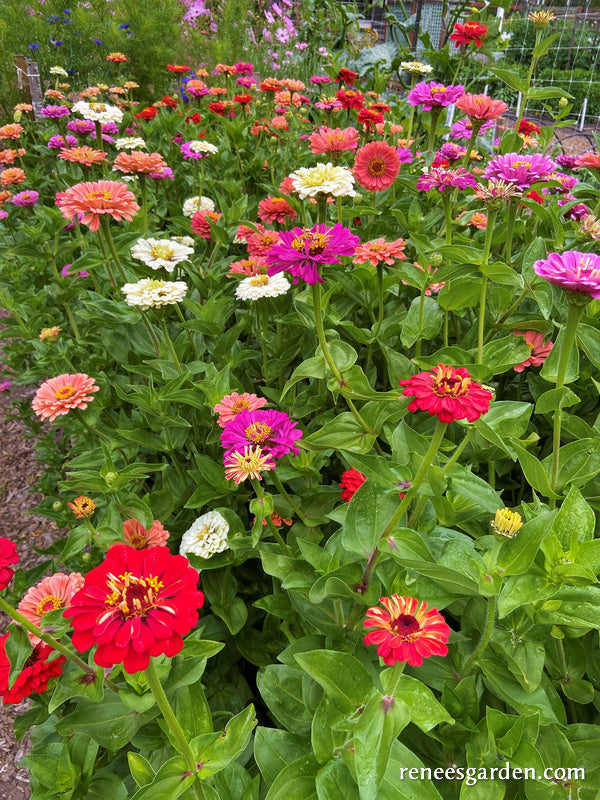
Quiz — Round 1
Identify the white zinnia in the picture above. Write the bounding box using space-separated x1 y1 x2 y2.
182 195 215 217
131 238 194 272
289 163 356 199
400 61 433 75
187 140 218 154
121 278 187 309
179 511 229 559
235 273 290 301
50 66 68 77
173 235 195 247
72 100 123 124
114 136 147 150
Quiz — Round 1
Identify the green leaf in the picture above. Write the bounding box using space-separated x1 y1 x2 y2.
480 261 524 288
294 650 374 713
378 741 444 800
191 705 257 779
436 278 481 311
532 32 561 58
254 728 312 787
401 296 443 349
552 484 595 550
528 86 573 100
481 335 531 375
511 442 560 499
5 623 34 690
257 665 314 734
393 674 453 731
448 466 503 513
55 697 157 749
535 387 580 414
480 661 566 725
129 757 194 800
496 511 555 576
342 481 402 556
489 67 529 95
576 322 600 368
264 755 319 800
540 323 579 384
302 413 375 453
315 760 359 800
128 753 155 788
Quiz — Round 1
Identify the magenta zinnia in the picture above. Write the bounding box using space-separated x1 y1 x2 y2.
407 81 465 110
400 364 492 423
417 167 477 192
533 251 600 299
266 223 359 285
483 153 557 190
32 373 99 422
220 408 302 460
63 544 204 673
364 595 450 667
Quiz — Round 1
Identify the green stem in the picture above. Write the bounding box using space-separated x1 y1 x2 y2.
96 227 117 287
175 304 200 360
141 313 161 356
159 315 183 373
99 217 128 283
359 420 447 590
373 263 385 339
503 199 517 264
461 595 497 678
477 209 498 364
443 428 473 472
139 174 148 234
426 107 442 152
551 301 585 495
251 478 290 553
383 660 405 695
462 124 480 169
414 289 426 358
269 471 310 525
442 192 453 245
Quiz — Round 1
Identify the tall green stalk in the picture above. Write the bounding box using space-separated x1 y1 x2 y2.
477 209 498 363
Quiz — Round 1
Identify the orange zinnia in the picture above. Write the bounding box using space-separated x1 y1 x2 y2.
56 179 139 230
113 151 168 175
58 146 108 166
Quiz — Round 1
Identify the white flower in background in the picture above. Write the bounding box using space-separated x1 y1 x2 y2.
182 195 215 216
131 238 194 272
50 66 68 77
289 163 356 199
114 137 147 150
71 100 123 124
179 511 229 558
173 235 195 247
400 61 433 75
121 278 187 309
235 273 290 301
186 140 218 155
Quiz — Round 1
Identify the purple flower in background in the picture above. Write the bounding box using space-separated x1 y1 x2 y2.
11 191 39 207
234 61 254 74
407 81 465 110
0 210 8 221
417 167 477 192
310 75 331 85
221 408 302 459
397 148 414 163
28 43 40 50
67 119 95 136
118 23 130 29
40 105 70 118
149 167 174 180
558 199 589 220
61 264 89 278
48 134 78 149
533 251 600 299
484 152 557 189
449 119 494 140
555 154 579 170
439 142 466 162
93 39 103 45
0 382 11 392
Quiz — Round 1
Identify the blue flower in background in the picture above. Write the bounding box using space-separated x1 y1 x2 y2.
28 43 40 50
118 23 130 29
93 39 103 45
67 69 77 74
50 39 64 46
63 19 71 24
64 8 71 13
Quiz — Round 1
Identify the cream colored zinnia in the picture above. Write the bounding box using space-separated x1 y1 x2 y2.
288 163 356 199
114 137 147 150
182 195 215 216
121 278 187 309
131 238 194 272
235 273 290 301
179 511 229 559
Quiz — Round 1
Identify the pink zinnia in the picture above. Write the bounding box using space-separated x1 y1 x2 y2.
483 153 557 190
220 408 302 460
353 140 400 192
407 81 465 110
455 93 507 123
123 519 170 549
0 538 18 591
266 223 359 285
18 573 84 644
190 210 222 240
513 331 554 372
11 190 39 207
113 151 168 175
352 238 407 266
247 227 281 257
400 364 492 423
227 257 267 278
213 391 268 427
32 373 99 422
533 251 600 299
56 180 139 231
257 196 297 225
308 126 359 155
417 168 477 192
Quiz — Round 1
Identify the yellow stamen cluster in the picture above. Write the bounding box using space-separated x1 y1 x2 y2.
491 508 523 538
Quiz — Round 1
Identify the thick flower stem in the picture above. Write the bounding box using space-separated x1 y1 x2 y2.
269 471 310 526
145 658 205 799
477 209 497 363
460 595 497 678
383 660 405 696
462 124 479 170
427 107 442 152
373 263 385 339
139 174 148 235
503 199 517 264
99 216 128 283
360 420 448 590
251 478 290 552
442 193 453 246
0 595 117 692
551 301 584 495
159 315 183 374
443 428 473 472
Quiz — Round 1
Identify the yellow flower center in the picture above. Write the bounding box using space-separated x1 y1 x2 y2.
150 243 176 260
232 400 251 413
36 595 64 616
105 572 164 618
245 422 272 444
491 508 523 538
291 231 330 255
431 366 470 397
250 275 270 286
86 190 112 201
55 384 75 400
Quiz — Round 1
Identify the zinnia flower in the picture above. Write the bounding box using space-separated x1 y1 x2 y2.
123 519 170 549
18 573 84 644
182 195 215 216
190 210 222 240
114 137 146 151
407 82 465 110
352 238 407 266
55 179 139 231
364 595 450 667
400 61 433 76
227 256 267 278
0 124 25 140
213 391 268 427
483 153 557 190
449 21 488 49
0 634 65 704
308 126 359 155
339 467 367 502
335 89 365 110
0 168 26 186
288 163 356 199
221 408 302 459
179 511 229 559
257 196 297 225
121 278 188 309
533 251 600 299
130 238 194 272
113 151 168 175
11 191 39 207
224 446 276 484
32 373 99 422
266 223 359 285
64 544 204 673
0 537 18 590
180 140 219 160
513 331 553 372
399 364 492 423
353 140 400 192
417 168 477 192
235 273 290 301
58 145 108 166
68 496 96 518
491 508 523 538
454 93 507 124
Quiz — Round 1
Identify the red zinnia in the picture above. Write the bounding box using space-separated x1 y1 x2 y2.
64 544 204 673
134 106 159 120
399 364 492 423
0 537 18 590
339 467 367 502
190 209 222 240
364 595 450 667
335 89 365 110
518 119 541 135
0 633 65 704
335 68 359 85
167 64 190 73
257 196 297 225
353 140 400 192
449 21 488 49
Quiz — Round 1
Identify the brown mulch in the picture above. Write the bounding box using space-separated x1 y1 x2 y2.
0 321 66 800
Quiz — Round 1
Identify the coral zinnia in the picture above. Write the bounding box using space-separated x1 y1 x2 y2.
364 595 450 667
63 544 204 673
399 364 492 423
56 180 139 231
308 126 359 155
123 519 170 549
32 373 99 422
533 251 600 299
454 93 507 123
266 223 359 285
18 573 84 644
190 210 222 240
339 466 367 502
353 140 400 192
0 537 18 590
0 634 65 704
214 391 269 428
352 238 407 266
512 331 554 372
220 408 302 460
449 21 488 49
58 145 108 166
113 151 168 175
257 196 297 225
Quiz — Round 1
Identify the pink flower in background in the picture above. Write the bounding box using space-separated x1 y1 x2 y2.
484 152 557 189
11 191 39 207
18 573 84 644
56 180 139 231
213 391 269 427
309 126 359 154
353 238 407 266
123 519 170 549
533 251 600 299
455 93 507 122
417 168 477 192
32 373 99 422
512 331 554 372
221 408 302 459
353 140 401 192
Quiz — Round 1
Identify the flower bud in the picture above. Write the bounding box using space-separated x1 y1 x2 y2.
491 507 523 538
559 97 568 109
430 252 443 267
